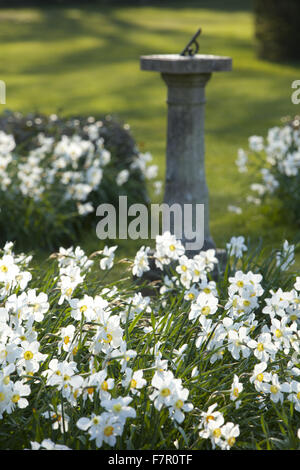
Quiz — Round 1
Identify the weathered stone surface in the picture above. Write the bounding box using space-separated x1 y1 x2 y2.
140 54 232 74
140 53 232 259
161 72 213 253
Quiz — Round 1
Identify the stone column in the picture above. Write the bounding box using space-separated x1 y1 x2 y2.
161 72 213 252
140 54 232 256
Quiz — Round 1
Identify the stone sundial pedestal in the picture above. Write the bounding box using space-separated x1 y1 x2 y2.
140 53 232 260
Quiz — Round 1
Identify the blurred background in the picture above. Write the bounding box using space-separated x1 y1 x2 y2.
0 0 299 264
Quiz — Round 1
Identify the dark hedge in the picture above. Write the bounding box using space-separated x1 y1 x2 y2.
254 0 300 62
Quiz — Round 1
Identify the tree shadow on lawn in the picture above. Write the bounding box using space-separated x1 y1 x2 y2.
0 0 253 13
0 8 257 111
0 2 254 54
0 11 208 72
205 69 300 142
1 3 299 266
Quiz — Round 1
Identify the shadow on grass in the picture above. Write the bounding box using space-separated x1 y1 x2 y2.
0 1 299 269
0 0 253 13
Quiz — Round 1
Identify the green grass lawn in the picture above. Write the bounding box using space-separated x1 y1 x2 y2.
0 0 299 268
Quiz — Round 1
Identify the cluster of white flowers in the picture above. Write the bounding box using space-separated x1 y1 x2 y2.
40 245 154 448
0 233 299 450
0 243 47 418
236 122 300 209
76 396 136 448
183 240 300 418
10 130 108 210
0 126 161 219
132 231 218 291
150 370 193 424
199 404 240 450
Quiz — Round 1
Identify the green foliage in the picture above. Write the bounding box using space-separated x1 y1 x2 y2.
0 111 151 251
0 236 299 450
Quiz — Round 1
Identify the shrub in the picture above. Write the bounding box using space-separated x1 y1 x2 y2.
0 233 299 450
235 116 300 225
0 110 160 250
254 0 300 62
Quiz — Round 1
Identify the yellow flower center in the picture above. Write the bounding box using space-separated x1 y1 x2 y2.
104 425 114 437
228 437 236 447
237 281 244 288
203 287 211 294
87 387 94 395
194 269 200 276
213 428 222 438
12 394 20 403
64 336 70 345
188 293 195 300
256 373 264 382
113 403 122 412
161 388 171 397
92 417 99 425
80 305 87 313
63 374 70 382
181 265 187 272
101 381 109 391
243 300 251 307
270 385 278 394
257 343 264 352
66 288 72 297
275 329 282 338
175 399 184 409
103 333 113 343
24 351 33 360
290 314 298 322
201 306 211 316
0 265 8 272
233 387 239 398
206 415 215 423
130 379 137 389
0 392 5 401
